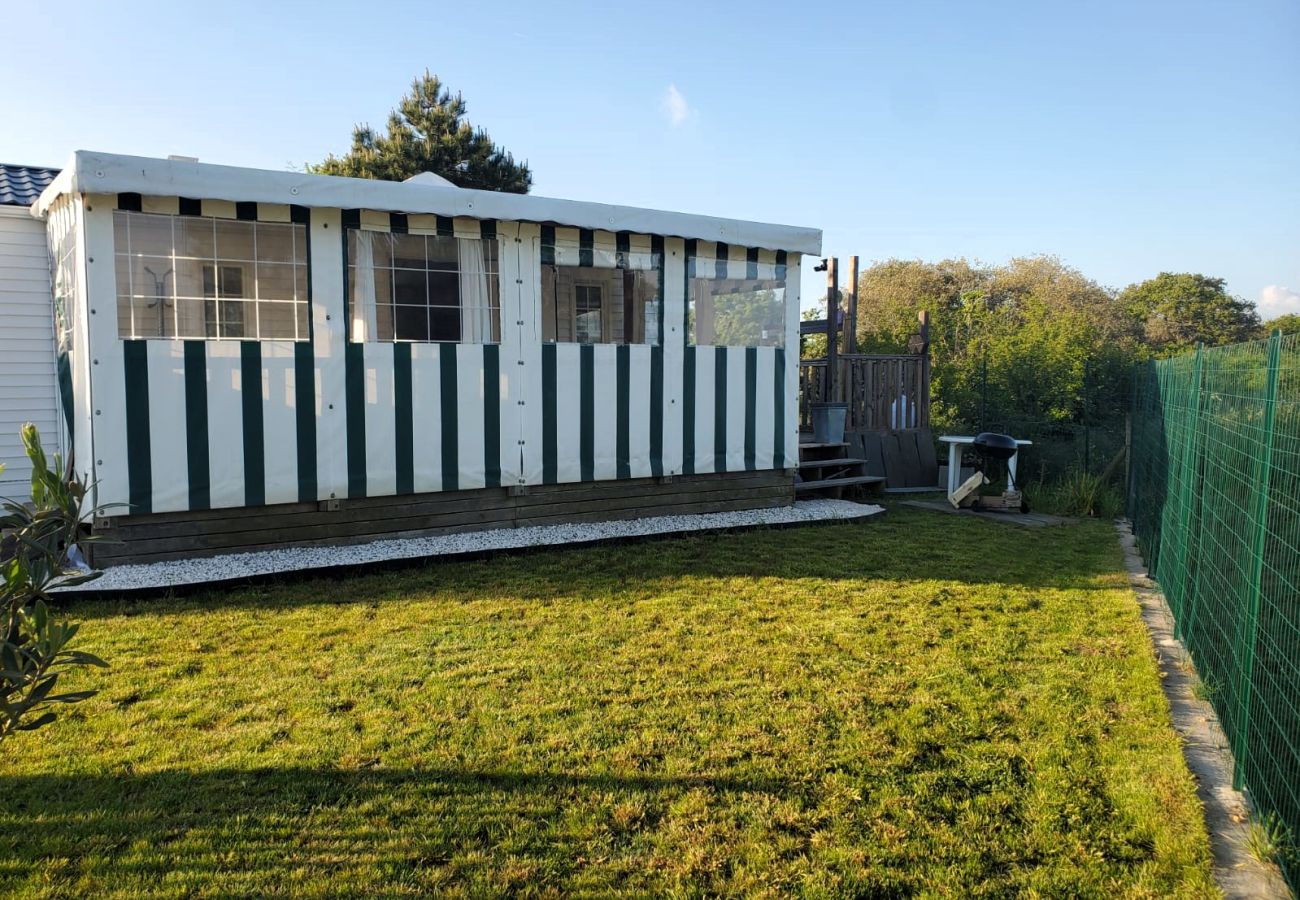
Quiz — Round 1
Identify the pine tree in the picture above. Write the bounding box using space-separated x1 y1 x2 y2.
312 72 532 193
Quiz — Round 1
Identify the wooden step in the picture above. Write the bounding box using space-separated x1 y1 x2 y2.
798 457 867 469
795 475 887 492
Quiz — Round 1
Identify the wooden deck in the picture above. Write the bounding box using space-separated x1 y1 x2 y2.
90 471 795 567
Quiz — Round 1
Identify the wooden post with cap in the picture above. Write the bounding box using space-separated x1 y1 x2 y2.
846 255 859 355
918 309 931 429
826 257 839 404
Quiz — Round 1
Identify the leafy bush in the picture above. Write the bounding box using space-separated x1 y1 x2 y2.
1 424 107 745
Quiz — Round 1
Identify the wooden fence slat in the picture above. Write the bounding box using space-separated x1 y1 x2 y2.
798 353 930 434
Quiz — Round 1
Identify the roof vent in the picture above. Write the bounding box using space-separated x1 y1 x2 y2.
167 155 199 163
404 171 457 188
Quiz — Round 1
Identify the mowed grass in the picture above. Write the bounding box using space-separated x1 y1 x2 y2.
0 508 1214 897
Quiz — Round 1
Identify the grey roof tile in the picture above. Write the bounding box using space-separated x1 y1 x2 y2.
0 164 60 207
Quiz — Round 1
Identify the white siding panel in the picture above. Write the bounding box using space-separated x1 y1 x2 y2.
362 342 397 497
726 347 747 472
693 346 716 475
553 344 582 483
82 198 132 512
205 343 246 509
0 209 58 494
409 344 443 493
145 341 189 514
661 239 685 476
310 209 347 502
627 345 653 478
515 225 544 486
783 255 802 467
261 343 300 506
591 345 618 481
455 344 487 490
497 221 529 488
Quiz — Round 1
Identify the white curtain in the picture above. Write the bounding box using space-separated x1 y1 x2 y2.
459 238 492 342
891 394 916 429
351 231 379 342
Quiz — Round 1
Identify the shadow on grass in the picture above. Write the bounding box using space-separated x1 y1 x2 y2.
67 508 1121 617
0 765 796 884
0 765 792 807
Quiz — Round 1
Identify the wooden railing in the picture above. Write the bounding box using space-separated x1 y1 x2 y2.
799 353 930 432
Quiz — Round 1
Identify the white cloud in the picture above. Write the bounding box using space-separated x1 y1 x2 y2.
1258 284 1300 321
661 84 691 127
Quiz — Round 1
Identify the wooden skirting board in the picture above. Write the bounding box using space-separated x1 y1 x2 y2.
89 471 795 567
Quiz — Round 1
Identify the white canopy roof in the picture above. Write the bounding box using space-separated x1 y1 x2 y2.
35 151 822 255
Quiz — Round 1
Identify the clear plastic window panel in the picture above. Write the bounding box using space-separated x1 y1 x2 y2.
49 201 78 356
688 276 786 348
346 231 500 343
541 261 661 345
113 211 308 341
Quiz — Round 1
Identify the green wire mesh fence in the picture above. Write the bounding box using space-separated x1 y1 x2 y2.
1129 331 1300 886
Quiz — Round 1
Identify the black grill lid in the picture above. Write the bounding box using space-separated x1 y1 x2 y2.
973 432 1018 460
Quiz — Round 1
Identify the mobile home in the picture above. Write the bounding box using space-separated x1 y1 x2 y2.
15 152 819 565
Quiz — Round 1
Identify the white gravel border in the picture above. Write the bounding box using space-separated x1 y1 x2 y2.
58 499 884 594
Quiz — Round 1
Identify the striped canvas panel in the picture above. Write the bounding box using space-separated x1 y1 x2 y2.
83 195 800 516
308 209 344 503
144 341 190 513
347 209 493 241
541 225 659 270
678 241 798 477
203 342 246 509
408 343 445 492
260 342 303 505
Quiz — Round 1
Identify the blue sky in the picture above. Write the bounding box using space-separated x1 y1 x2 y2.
4 0 1297 316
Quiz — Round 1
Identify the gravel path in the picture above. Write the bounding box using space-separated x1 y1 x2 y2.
61 499 884 594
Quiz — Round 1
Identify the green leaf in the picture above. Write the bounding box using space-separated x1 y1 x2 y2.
50 571 103 589
25 674 59 705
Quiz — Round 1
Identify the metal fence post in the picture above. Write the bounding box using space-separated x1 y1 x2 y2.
1175 344 1205 642
1232 330 1282 790
1126 366 1141 518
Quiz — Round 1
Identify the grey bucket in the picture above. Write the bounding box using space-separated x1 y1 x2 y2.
810 402 849 444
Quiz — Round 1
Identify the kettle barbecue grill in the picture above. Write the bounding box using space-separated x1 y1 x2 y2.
972 432 1020 492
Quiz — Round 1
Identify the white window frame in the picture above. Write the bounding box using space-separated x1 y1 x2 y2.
345 229 501 344
113 210 308 342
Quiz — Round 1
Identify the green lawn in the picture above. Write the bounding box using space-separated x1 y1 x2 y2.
1 507 1214 897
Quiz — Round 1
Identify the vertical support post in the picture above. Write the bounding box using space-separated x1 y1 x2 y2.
846 255 859 355
825 257 839 404
1123 411 1132 516
918 310 931 430
1232 330 1281 790
1083 358 1092 472
1126 365 1141 519
1178 344 1207 642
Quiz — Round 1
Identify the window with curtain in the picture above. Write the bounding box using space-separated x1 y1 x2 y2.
687 275 787 347
346 230 500 343
113 211 308 340
541 264 660 345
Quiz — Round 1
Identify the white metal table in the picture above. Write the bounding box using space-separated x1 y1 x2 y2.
939 435 1032 496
